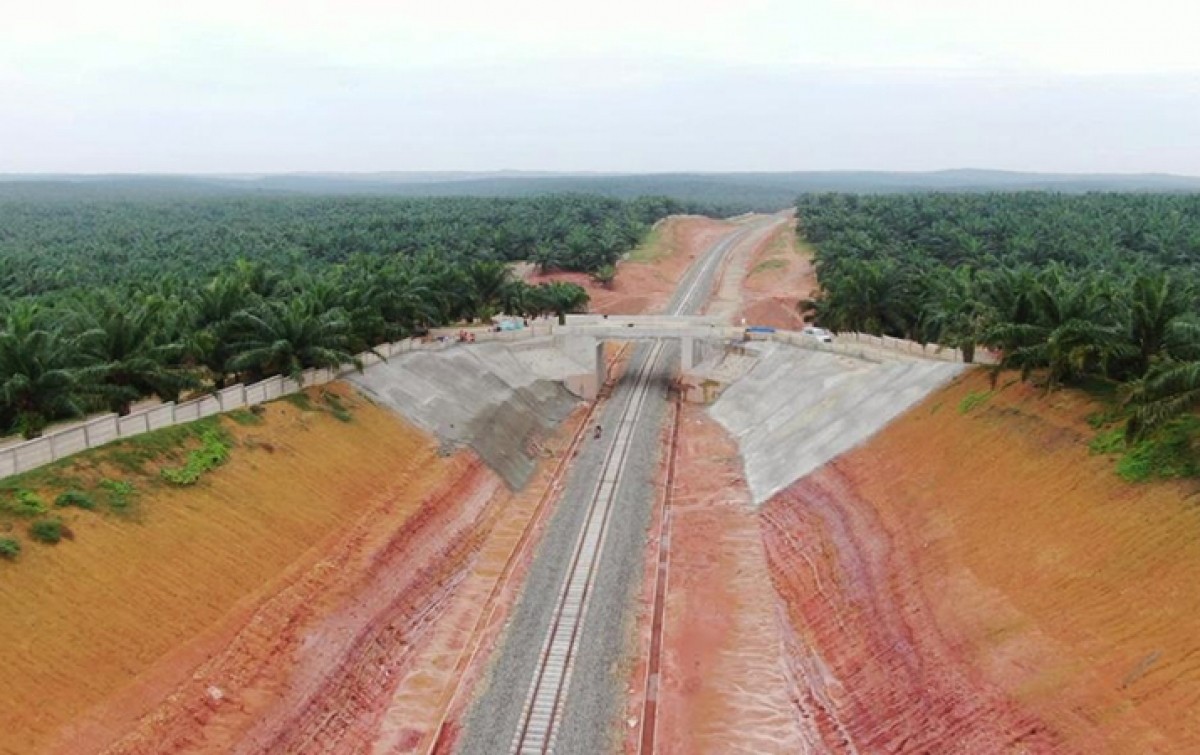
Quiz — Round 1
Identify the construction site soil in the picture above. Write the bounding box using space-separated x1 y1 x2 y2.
761 370 1200 752
735 219 815 330
528 215 736 315
636 404 806 754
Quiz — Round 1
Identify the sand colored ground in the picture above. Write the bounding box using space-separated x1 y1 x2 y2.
733 219 816 330
639 404 806 753
0 385 456 754
0 380 595 755
528 215 736 315
761 370 1200 752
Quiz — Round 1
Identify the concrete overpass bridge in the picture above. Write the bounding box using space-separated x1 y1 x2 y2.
553 314 743 378
430 313 978 400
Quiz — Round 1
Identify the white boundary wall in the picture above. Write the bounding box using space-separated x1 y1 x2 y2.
0 323 986 480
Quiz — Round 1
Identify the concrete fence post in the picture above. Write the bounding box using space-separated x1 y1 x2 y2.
0 448 16 479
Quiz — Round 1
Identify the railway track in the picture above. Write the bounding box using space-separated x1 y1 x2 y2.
510 338 670 753
456 217 783 755
507 224 768 754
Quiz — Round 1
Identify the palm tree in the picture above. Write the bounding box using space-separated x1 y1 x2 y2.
185 274 256 388
534 282 590 324
920 266 988 363
986 268 1132 389
73 295 198 414
1126 359 1200 438
1122 272 1197 376
463 260 514 322
798 258 914 336
0 305 86 438
226 299 359 382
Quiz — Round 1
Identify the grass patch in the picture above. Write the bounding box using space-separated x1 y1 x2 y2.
54 490 97 510
29 517 68 544
0 489 48 518
105 417 225 473
749 258 786 276
228 408 265 426
160 429 232 486
98 479 137 512
284 392 315 411
627 224 668 264
1115 417 1200 483
0 537 19 560
321 391 353 423
1088 416 1200 483
958 390 994 414
1089 427 1126 456
1086 407 1123 430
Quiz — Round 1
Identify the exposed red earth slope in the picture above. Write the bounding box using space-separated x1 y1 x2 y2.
734 218 816 330
1 385 458 754
761 370 1200 752
528 215 736 315
90 397 591 755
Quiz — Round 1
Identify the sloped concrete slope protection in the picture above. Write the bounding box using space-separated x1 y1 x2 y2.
709 343 963 503
350 342 581 490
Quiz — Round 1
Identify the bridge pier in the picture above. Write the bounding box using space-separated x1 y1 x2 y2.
681 336 696 372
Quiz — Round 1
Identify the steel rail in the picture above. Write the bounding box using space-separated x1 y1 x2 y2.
507 219 773 754
510 338 669 753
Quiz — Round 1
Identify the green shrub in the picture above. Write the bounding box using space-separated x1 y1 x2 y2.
228 408 264 426
99 479 137 511
322 392 353 423
1116 417 1200 483
958 390 994 414
0 537 20 560
29 518 66 544
1089 427 1126 456
160 431 231 486
0 489 48 518
55 490 97 510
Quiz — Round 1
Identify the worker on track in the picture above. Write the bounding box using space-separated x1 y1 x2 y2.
594 424 602 440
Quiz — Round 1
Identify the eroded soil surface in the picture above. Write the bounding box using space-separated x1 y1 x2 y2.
760 371 1200 752
2 385 452 754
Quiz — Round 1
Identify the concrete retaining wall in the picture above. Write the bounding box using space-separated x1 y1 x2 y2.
349 340 583 490
709 344 965 505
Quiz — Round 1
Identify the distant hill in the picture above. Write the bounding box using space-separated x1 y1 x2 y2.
3 170 1200 210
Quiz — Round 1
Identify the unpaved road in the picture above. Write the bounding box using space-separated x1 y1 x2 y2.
457 216 787 754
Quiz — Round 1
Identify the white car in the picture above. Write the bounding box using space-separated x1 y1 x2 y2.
802 325 834 343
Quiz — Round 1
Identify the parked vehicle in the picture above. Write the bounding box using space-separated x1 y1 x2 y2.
802 325 834 343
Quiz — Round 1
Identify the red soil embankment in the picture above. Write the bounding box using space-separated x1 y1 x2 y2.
761 370 1200 752
644 405 806 753
528 216 735 315
735 219 816 330
0 381 589 755
0 385 461 754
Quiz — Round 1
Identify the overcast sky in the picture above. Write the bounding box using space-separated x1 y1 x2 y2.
3 0 1199 174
